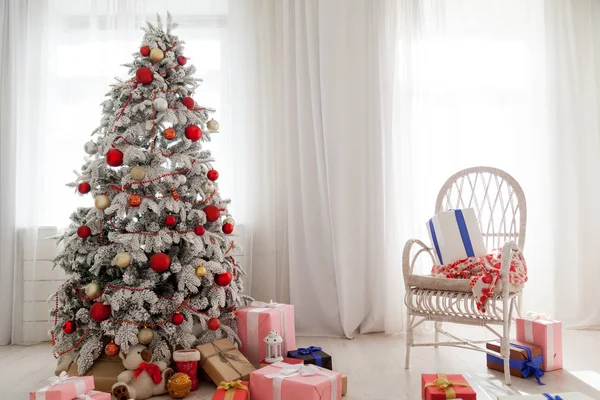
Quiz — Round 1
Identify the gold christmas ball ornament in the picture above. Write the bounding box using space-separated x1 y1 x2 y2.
114 252 132 268
224 217 235 226
206 119 219 131
94 195 111 210
150 48 164 62
195 265 207 277
84 282 102 299
137 327 154 345
167 372 192 399
130 166 146 181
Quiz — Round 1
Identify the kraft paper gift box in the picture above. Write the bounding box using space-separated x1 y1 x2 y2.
497 393 594 400
197 338 256 385
421 374 476 400
30 372 95 400
238 300 296 367
287 346 332 370
486 341 544 384
212 380 250 400
249 361 342 400
516 312 563 371
64 350 126 392
426 208 487 265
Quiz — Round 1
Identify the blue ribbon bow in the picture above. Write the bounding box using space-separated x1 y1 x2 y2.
291 346 323 367
487 343 545 385
543 395 564 400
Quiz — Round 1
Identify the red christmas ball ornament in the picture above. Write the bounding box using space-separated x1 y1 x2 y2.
194 225 205 236
207 317 221 331
140 46 151 56
106 149 124 167
215 271 232 287
222 223 234 235
177 56 187 65
105 342 120 357
233 309 239 317
77 225 92 239
150 253 171 273
62 320 75 334
185 125 202 142
163 128 176 140
128 195 142 207
90 302 111 322
164 215 177 227
78 182 91 194
181 97 194 110
172 312 185 325
203 205 220 222
136 67 154 85
207 170 219 181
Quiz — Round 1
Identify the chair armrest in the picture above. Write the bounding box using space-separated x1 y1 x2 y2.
499 241 519 296
402 239 436 285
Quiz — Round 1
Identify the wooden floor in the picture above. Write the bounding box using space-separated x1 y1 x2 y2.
4 326 600 399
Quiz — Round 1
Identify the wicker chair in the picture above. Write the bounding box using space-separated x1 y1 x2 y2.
403 166 526 385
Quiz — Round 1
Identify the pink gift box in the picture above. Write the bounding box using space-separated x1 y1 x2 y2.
30 373 94 400
238 301 296 367
249 361 342 400
516 313 563 371
80 390 110 400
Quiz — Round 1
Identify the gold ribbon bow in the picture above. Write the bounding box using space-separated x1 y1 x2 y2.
217 380 249 400
424 374 470 399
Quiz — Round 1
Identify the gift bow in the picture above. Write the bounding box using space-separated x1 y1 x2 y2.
75 391 102 400
424 374 470 399
218 380 249 400
47 371 70 386
266 363 321 379
251 300 283 308
510 343 545 385
296 346 322 355
134 362 162 384
524 311 552 321
543 395 564 400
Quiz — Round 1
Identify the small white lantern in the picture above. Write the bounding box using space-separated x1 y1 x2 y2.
264 331 283 363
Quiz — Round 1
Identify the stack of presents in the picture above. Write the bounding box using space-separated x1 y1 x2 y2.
31 300 347 400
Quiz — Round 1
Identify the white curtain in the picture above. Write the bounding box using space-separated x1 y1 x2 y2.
228 0 600 337
0 0 231 344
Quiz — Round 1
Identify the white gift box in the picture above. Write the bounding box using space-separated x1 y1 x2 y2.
426 208 487 265
497 393 594 399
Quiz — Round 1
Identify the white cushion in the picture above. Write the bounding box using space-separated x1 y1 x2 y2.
406 274 523 294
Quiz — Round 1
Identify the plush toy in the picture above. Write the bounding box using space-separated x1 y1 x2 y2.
111 344 174 400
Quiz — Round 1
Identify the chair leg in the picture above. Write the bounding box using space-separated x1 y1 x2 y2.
405 315 413 369
502 319 512 385
434 321 442 348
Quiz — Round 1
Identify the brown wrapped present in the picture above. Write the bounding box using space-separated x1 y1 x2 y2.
197 339 255 385
342 374 347 396
486 341 544 381
64 352 126 392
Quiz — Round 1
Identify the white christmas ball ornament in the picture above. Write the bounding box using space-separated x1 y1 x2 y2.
103 100 113 111
150 48 164 62
85 282 102 298
114 252 132 268
153 98 168 112
94 195 111 210
202 182 215 193
176 175 187 184
130 166 146 181
84 141 98 155
224 217 235 226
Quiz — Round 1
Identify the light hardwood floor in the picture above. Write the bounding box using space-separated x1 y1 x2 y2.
4 326 600 399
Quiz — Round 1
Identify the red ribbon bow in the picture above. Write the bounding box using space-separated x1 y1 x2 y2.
134 362 162 384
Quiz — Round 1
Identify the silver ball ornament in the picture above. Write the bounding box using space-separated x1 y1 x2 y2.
84 141 98 155
103 100 113 111
153 98 168 112
176 175 187 184
138 327 154 345
85 282 102 298
114 252 132 268
94 195 111 210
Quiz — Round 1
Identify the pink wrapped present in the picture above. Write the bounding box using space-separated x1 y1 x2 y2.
30 372 94 400
238 300 296 367
516 312 563 371
75 391 110 400
249 361 342 400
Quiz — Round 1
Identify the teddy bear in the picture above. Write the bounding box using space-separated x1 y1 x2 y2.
111 344 174 400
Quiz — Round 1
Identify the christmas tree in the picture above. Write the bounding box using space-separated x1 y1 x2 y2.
50 14 251 374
